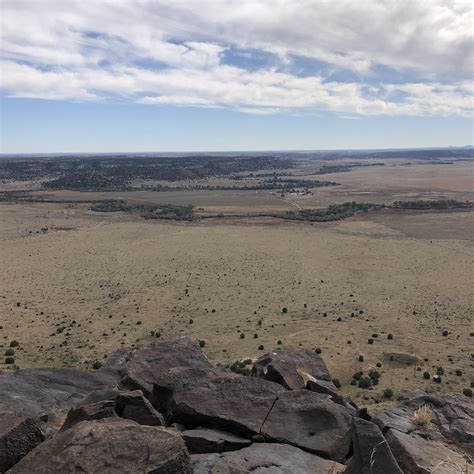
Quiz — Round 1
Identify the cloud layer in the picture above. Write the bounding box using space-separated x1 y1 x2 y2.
1 0 472 116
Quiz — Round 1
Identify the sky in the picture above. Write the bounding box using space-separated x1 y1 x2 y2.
0 0 473 153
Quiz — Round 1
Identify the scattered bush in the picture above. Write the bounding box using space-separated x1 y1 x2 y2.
315 347 322 354
436 367 444 376
412 405 434 430
92 361 102 370
463 388 472 397
5 349 14 356
368 369 381 381
10 340 19 348
332 378 341 389
258 345 264 350
383 388 394 399
455 369 462 376
442 330 448 337
423 371 431 379
358 355 364 362
352 371 363 381
368 338 374 345
358 377 372 389
198 340 206 348
253 333 258 339
277 340 282 345
4 357 15 364
282 307 288 314
387 334 393 340
240 333 245 339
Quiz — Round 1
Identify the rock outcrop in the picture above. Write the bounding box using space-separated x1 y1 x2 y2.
0 336 472 473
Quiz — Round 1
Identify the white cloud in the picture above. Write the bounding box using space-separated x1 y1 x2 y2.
0 0 472 116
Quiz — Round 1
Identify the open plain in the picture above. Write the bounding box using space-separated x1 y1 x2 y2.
1 156 473 412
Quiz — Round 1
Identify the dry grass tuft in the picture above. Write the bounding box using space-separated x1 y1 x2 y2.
412 404 435 430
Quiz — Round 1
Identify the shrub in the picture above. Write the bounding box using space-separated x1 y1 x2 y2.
350 379 357 385
368 338 374 345
198 340 206 348
412 405 434 430
368 369 380 380
387 334 393 340
315 347 322 354
10 340 19 348
383 388 393 399
240 333 245 339
358 355 364 362
358 377 372 389
455 369 462 376
463 388 472 397
4 357 15 364
282 307 288 314
5 349 14 356
258 345 264 350
376 362 382 368
436 367 444 376
332 378 341 389
352 371 363 381
442 330 448 337
92 361 102 370
253 333 258 339
277 340 282 345
433 375 442 384
423 371 431 380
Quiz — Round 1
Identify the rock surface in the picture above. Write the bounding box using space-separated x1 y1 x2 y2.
252 348 331 390
0 414 45 472
8 418 192 474
261 389 352 462
181 427 252 453
345 417 403 474
192 443 345 473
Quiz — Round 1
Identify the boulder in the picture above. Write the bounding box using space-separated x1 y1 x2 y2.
9 418 192 474
100 337 213 398
152 369 284 436
260 389 352 462
385 428 469 474
61 389 164 431
306 379 348 407
0 414 45 472
252 347 331 390
375 391 474 456
0 368 116 431
345 417 402 474
192 443 345 473
181 427 252 453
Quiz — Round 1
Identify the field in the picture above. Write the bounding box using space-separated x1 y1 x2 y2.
0 154 473 412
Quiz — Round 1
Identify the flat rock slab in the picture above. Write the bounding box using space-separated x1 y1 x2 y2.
153 371 284 436
345 417 402 474
192 443 344 474
385 428 469 474
182 427 252 453
261 389 352 462
0 414 45 472
252 347 331 390
9 418 192 474
0 368 115 430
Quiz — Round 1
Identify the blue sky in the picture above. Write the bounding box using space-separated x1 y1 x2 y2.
1 1 473 153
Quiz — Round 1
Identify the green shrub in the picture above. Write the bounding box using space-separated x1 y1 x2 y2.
387 334 393 340
282 307 288 314
463 388 472 397
358 355 364 362
10 340 19 348
92 361 102 370
258 345 264 350
368 338 374 345
383 388 393 399
423 371 431 379
368 369 381 380
315 348 322 354
5 357 15 364
455 369 462 376
436 367 444 376
352 371 363 381
332 378 341 389
358 377 371 389
198 340 206 348
5 349 14 356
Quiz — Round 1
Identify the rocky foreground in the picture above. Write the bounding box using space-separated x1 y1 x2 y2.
0 337 472 473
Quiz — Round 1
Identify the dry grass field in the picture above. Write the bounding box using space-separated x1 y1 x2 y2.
1 160 473 412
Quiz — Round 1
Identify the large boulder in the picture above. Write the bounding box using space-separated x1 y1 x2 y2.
260 389 352 462
0 368 116 431
61 389 164 431
152 369 284 436
181 427 251 454
375 391 474 456
192 443 345 473
384 428 469 474
252 347 331 390
0 414 45 472
8 418 192 474
100 337 213 398
345 417 402 474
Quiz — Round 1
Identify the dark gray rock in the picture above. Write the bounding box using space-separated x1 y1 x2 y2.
9 418 192 474
375 391 474 456
0 414 45 472
182 427 251 453
260 389 352 462
0 368 116 431
345 417 402 474
192 443 345 473
252 347 331 390
385 428 469 474
61 388 164 431
101 337 213 398
306 379 347 406
152 369 284 436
